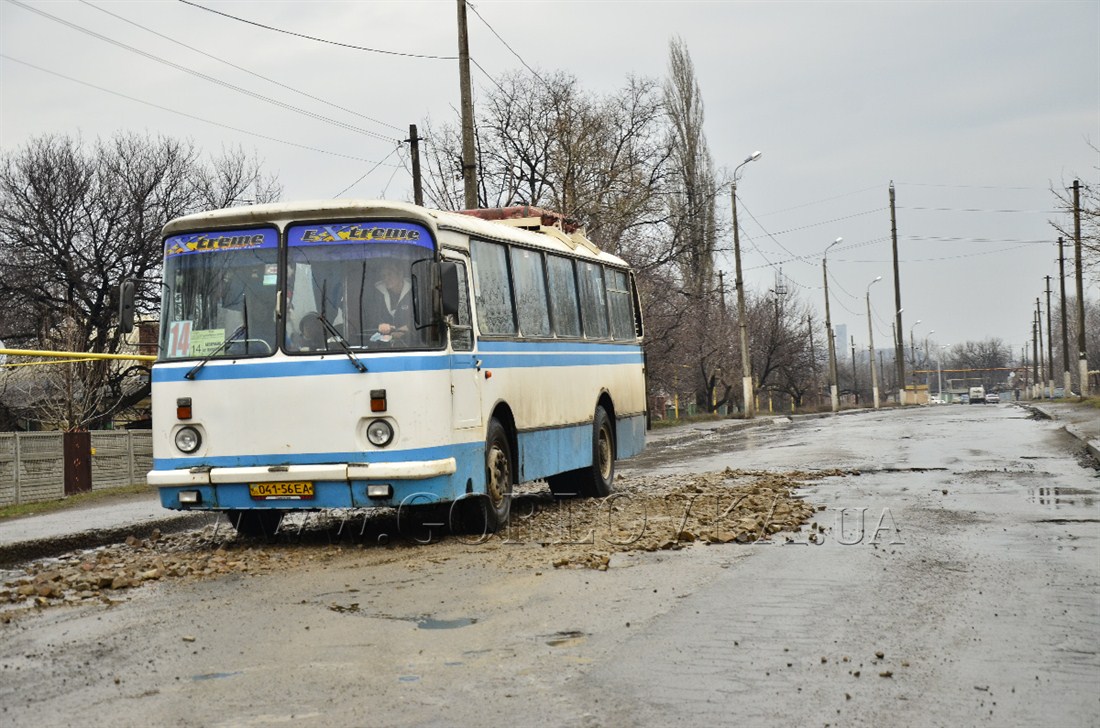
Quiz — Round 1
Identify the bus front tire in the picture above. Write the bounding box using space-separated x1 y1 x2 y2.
454 418 513 534
226 509 283 539
548 405 615 499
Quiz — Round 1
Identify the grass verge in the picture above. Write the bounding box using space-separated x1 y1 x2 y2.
0 483 151 521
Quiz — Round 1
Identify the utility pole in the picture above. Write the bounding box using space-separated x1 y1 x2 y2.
1059 238 1071 397
1073 180 1088 396
718 270 726 311
1032 313 1039 399
851 336 859 406
823 238 842 412
1036 298 1044 398
867 276 882 408
1045 276 1054 398
731 152 761 418
407 124 423 206
890 182 905 405
456 0 477 210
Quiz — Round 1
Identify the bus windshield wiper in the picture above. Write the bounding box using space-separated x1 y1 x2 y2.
317 312 367 373
184 325 246 380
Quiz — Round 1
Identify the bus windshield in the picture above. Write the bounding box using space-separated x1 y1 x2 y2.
160 228 280 360
284 220 442 352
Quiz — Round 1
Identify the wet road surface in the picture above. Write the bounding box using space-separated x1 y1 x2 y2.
1 403 1097 727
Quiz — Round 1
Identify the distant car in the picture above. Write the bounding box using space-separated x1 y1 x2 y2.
985 392 1000 404
929 396 945 405
960 394 970 404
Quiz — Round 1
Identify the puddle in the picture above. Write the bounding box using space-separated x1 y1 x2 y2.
191 672 242 681
416 616 477 630
1028 486 1097 508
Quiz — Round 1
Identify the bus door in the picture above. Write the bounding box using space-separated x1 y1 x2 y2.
447 258 482 429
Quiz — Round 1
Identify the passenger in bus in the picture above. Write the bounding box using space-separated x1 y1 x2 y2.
295 312 328 351
368 260 413 342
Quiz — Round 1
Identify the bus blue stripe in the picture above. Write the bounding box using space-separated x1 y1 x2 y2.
152 345 643 382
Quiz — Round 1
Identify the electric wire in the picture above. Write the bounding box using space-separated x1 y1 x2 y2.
466 1 547 84
7 0 399 143
1 54 400 167
80 0 405 134
333 146 403 198
178 0 457 60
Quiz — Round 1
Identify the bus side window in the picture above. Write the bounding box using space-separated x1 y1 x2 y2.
451 260 474 351
470 239 516 335
546 254 581 338
607 268 635 340
577 261 609 339
510 247 550 337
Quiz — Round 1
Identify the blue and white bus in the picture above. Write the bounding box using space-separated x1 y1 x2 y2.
121 200 646 537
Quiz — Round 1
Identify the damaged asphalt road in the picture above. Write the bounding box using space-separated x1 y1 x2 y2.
1 403 1098 727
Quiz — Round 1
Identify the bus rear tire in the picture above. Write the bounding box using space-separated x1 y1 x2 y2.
453 418 513 534
548 405 615 499
226 509 283 539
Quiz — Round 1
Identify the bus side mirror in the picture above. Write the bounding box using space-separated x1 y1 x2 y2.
440 262 460 318
119 280 136 334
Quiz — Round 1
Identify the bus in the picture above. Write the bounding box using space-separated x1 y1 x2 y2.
120 200 647 537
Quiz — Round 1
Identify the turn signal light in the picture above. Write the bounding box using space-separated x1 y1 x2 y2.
176 397 192 420
370 389 387 412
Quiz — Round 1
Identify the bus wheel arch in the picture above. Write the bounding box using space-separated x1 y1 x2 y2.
453 407 515 535
225 509 283 540
548 397 616 499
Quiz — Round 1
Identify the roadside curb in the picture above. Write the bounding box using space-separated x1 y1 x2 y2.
0 512 215 569
1065 424 1100 462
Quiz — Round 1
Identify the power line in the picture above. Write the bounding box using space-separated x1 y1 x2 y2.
466 1 546 83
333 147 403 198
765 208 886 237
1 54 401 167
178 0 457 60
80 0 405 134
7 0 399 143
899 205 1059 214
756 183 883 217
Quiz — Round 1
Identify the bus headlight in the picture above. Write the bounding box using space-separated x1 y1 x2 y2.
174 426 202 453
366 419 394 447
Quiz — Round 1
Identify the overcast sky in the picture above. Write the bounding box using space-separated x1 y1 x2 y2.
1 0 1097 356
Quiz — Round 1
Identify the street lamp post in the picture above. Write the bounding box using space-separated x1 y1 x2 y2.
732 151 762 418
924 330 935 395
938 345 946 400
822 237 843 412
866 276 882 409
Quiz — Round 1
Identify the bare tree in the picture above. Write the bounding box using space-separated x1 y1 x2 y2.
0 132 281 430
1049 142 1099 280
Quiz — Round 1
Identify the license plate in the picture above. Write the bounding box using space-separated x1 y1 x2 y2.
248 481 314 500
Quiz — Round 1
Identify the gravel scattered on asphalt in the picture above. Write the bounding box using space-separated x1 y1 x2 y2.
0 467 844 621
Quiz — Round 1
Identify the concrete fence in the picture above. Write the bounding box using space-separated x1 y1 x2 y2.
0 431 152 507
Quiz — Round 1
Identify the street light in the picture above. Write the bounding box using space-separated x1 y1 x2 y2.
938 345 947 400
924 330 935 395
866 276 882 409
732 150 762 418
908 320 922 365
822 237 843 412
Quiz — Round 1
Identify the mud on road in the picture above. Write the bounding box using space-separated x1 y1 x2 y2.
0 468 846 621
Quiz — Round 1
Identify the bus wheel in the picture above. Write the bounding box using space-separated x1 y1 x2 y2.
547 405 615 499
454 418 513 534
226 509 283 539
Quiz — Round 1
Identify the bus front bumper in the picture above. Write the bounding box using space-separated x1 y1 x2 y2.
149 458 459 510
